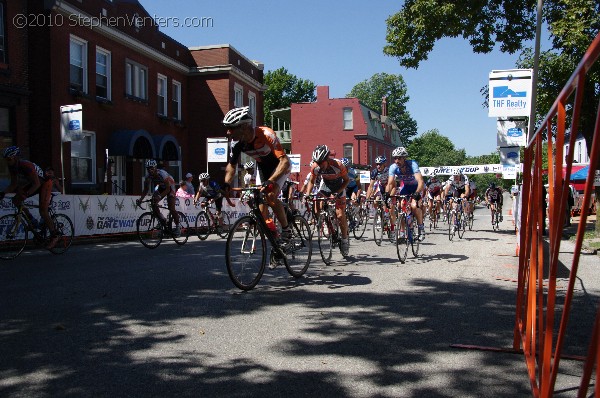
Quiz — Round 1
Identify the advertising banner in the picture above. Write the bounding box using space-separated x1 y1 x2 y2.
497 118 527 147
60 104 83 142
488 69 533 117
500 146 521 166
288 154 301 173
207 138 228 162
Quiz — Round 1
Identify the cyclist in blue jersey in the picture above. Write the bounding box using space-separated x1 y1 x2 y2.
365 155 389 205
340 158 361 201
385 147 426 241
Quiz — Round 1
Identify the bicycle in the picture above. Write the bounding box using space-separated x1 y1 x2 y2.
371 198 393 246
195 199 231 240
448 197 467 241
489 203 502 231
0 193 74 259
393 194 419 263
428 199 442 231
345 197 368 240
314 196 347 264
225 187 312 291
466 200 475 231
135 199 189 249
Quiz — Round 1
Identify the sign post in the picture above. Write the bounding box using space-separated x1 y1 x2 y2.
60 104 83 194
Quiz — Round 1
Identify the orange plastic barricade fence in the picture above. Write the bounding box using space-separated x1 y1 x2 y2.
515 31 600 397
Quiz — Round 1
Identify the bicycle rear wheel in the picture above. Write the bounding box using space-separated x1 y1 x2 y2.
195 211 211 240
468 212 474 231
353 207 368 240
448 212 455 241
396 213 409 263
46 214 74 254
170 211 189 245
410 220 420 257
316 213 333 265
0 214 28 260
458 213 466 239
226 216 266 291
137 212 163 249
215 211 231 239
284 215 312 278
373 210 383 246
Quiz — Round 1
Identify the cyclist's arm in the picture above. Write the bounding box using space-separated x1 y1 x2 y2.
335 173 350 196
139 178 150 201
304 174 316 196
365 180 375 199
414 172 425 195
267 155 291 184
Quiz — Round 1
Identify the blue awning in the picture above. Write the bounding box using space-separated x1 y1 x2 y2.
108 130 156 159
153 134 180 161
570 165 589 181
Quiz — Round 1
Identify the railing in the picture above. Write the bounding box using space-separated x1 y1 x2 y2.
515 31 600 397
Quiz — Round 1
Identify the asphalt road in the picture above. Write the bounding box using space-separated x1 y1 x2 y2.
1 196 598 397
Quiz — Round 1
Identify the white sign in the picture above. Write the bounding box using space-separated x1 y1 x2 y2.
359 171 370 184
497 118 527 147
60 104 83 142
500 146 520 166
488 69 533 117
503 166 517 180
207 138 228 162
288 154 301 173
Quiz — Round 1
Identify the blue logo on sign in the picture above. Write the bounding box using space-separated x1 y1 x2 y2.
493 86 527 98
507 152 519 159
214 148 226 155
507 128 523 137
69 120 81 130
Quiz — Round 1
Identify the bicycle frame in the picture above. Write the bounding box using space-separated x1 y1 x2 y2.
242 189 285 257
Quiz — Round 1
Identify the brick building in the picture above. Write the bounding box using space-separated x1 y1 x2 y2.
289 86 403 180
0 0 264 194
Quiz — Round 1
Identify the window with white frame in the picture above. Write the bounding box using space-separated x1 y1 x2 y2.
71 131 96 184
172 80 181 120
234 83 243 107
125 60 147 100
248 92 256 126
95 47 111 99
157 74 167 116
70 36 88 93
0 3 6 64
343 108 353 130
343 144 353 164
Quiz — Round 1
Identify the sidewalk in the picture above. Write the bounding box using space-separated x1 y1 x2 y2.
563 213 599 254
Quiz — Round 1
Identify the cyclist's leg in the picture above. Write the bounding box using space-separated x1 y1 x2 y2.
165 193 179 225
214 197 224 225
38 180 57 234
335 195 348 239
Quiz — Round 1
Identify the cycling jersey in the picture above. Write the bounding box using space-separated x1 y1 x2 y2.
347 167 358 188
311 158 347 193
304 172 322 194
486 187 503 202
229 126 289 180
447 174 469 197
426 178 443 195
199 180 222 198
468 181 477 199
370 166 389 196
389 160 421 195
144 169 176 195
8 159 46 182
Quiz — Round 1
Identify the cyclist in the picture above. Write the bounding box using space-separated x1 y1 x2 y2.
444 171 470 230
280 177 299 213
0 146 59 249
465 179 477 219
222 106 292 253
304 145 351 256
386 147 426 241
485 182 504 224
425 175 443 221
340 158 361 202
365 155 390 207
194 172 232 225
243 161 255 188
136 159 181 237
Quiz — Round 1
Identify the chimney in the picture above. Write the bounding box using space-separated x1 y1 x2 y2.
381 96 387 116
317 86 330 101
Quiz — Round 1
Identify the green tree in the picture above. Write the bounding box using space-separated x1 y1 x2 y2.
263 67 316 126
407 129 466 167
348 73 418 145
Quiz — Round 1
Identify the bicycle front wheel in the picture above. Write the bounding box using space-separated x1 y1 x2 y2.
373 210 383 246
316 213 333 265
137 212 163 249
0 214 29 260
226 216 266 291
396 213 409 264
468 213 474 231
448 212 455 241
215 211 231 239
353 207 369 240
458 214 466 239
195 211 211 240
170 211 189 245
410 220 420 257
47 213 74 254
284 215 312 278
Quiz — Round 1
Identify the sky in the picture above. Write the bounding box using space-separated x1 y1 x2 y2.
141 0 543 157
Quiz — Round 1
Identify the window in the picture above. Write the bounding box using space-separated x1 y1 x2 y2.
172 80 181 120
248 92 256 127
343 144 353 164
157 74 167 116
125 60 147 100
0 3 6 64
343 108 353 130
234 83 243 107
71 132 96 184
95 47 111 99
70 36 88 93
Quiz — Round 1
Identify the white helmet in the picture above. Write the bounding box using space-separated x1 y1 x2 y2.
145 159 157 168
340 158 350 167
375 155 387 164
244 161 255 170
392 147 408 157
198 172 210 180
312 145 330 163
222 106 252 127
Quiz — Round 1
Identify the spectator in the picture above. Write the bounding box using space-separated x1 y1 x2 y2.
176 180 193 198
184 172 195 196
565 182 574 227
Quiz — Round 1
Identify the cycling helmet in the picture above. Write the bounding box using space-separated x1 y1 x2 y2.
3 146 20 158
312 145 330 163
145 159 157 168
222 106 252 127
244 161 255 170
375 155 387 164
452 170 461 176
489 182 496 189
198 172 210 180
392 147 408 158
340 157 350 167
